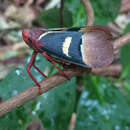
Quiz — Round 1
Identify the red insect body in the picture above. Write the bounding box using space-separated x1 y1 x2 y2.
22 29 70 94
22 26 113 94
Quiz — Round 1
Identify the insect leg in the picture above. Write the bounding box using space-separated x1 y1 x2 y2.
42 52 70 80
47 56 69 68
33 64 47 78
27 51 45 94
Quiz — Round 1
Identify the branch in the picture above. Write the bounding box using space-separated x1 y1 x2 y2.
0 67 87 116
113 32 130 50
92 63 121 77
80 0 94 26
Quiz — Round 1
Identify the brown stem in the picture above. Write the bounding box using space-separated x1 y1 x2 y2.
92 63 121 77
80 0 94 26
0 62 122 116
0 67 87 116
113 32 130 50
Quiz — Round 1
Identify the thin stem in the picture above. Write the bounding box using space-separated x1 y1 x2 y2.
0 66 86 116
60 0 64 27
80 0 94 26
113 32 130 50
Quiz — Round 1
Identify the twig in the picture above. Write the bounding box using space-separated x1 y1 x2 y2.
120 0 130 13
92 63 121 77
113 32 130 50
0 67 86 116
80 0 94 26
108 22 122 35
60 0 64 27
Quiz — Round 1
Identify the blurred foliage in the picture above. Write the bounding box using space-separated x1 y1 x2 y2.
121 23 130 102
65 0 121 26
0 0 130 130
0 101 36 130
75 75 130 130
37 7 73 28
0 53 76 130
39 78 76 130
0 54 51 99
91 0 121 25
121 23 130 78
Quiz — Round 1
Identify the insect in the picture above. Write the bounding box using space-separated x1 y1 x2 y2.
22 26 113 94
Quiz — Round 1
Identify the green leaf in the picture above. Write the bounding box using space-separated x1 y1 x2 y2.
0 54 51 99
0 52 76 129
121 23 130 78
36 7 73 28
0 100 37 130
39 78 76 130
65 0 121 26
75 75 130 130
65 0 86 26
91 0 121 25
124 80 130 102
0 53 55 129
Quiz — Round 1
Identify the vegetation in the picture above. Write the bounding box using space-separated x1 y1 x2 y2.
0 0 130 130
